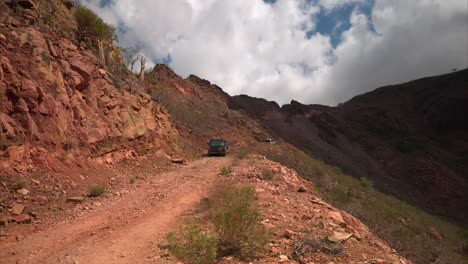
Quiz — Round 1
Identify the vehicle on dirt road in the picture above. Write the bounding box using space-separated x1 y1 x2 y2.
208 138 229 156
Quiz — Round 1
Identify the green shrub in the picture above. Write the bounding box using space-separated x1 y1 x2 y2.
40 51 51 66
359 177 373 188
88 185 105 197
209 185 269 259
74 5 117 42
236 148 248 160
167 223 218 264
261 168 275 180
14 181 26 190
396 140 420 154
330 187 352 206
220 166 232 176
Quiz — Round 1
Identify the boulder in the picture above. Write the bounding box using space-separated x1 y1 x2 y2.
297 185 308 192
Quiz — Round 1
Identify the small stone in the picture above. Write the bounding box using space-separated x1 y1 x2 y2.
29 211 38 217
430 227 442 240
98 69 107 76
283 229 295 239
0 34 6 41
297 185 308 192
158 241 170 250
0 217 12 226
171 155 184 164
14 214 32 224
31 179 40 185
328 211 345 224
279 255 288 262
11 204 25 215
66 196 85 203
327 231 353 243
35 196 48 205
16 188 29 195
302 214 312 220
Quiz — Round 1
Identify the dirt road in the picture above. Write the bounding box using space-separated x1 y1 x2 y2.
0 156 233 264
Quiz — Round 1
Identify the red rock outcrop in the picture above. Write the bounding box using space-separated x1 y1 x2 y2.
0 10 179 173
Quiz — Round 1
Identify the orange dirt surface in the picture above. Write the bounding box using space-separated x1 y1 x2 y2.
1 155 409 264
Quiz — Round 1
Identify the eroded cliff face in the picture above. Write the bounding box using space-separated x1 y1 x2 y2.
0 8 179 173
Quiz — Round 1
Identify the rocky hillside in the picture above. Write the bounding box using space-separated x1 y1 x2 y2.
0 2 180 174
144 64 268 155
228 69 468 225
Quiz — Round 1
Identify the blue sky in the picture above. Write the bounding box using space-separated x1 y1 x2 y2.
313 1 375 47
264 0 376 47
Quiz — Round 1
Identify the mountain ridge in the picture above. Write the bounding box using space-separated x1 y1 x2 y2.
228 69 468 225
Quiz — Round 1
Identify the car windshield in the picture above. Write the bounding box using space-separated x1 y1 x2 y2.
210 140 225 147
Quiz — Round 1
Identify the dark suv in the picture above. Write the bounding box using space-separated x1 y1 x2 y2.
207 138 229 156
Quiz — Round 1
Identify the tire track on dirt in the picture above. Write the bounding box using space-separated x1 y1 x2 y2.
0 157 233 264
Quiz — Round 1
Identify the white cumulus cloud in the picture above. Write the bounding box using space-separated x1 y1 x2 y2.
79 0 468 105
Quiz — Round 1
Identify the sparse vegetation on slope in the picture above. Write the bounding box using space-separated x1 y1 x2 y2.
167 223 218 264
220 166 232 176
262 145 468 263
208 184 270 259
88 185 105 197
74 5 117 43
168 184 270 262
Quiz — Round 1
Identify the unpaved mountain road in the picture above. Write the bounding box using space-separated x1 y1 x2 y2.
0 156 233 264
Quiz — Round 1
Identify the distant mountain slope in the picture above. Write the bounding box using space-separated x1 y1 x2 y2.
228 69 468 225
